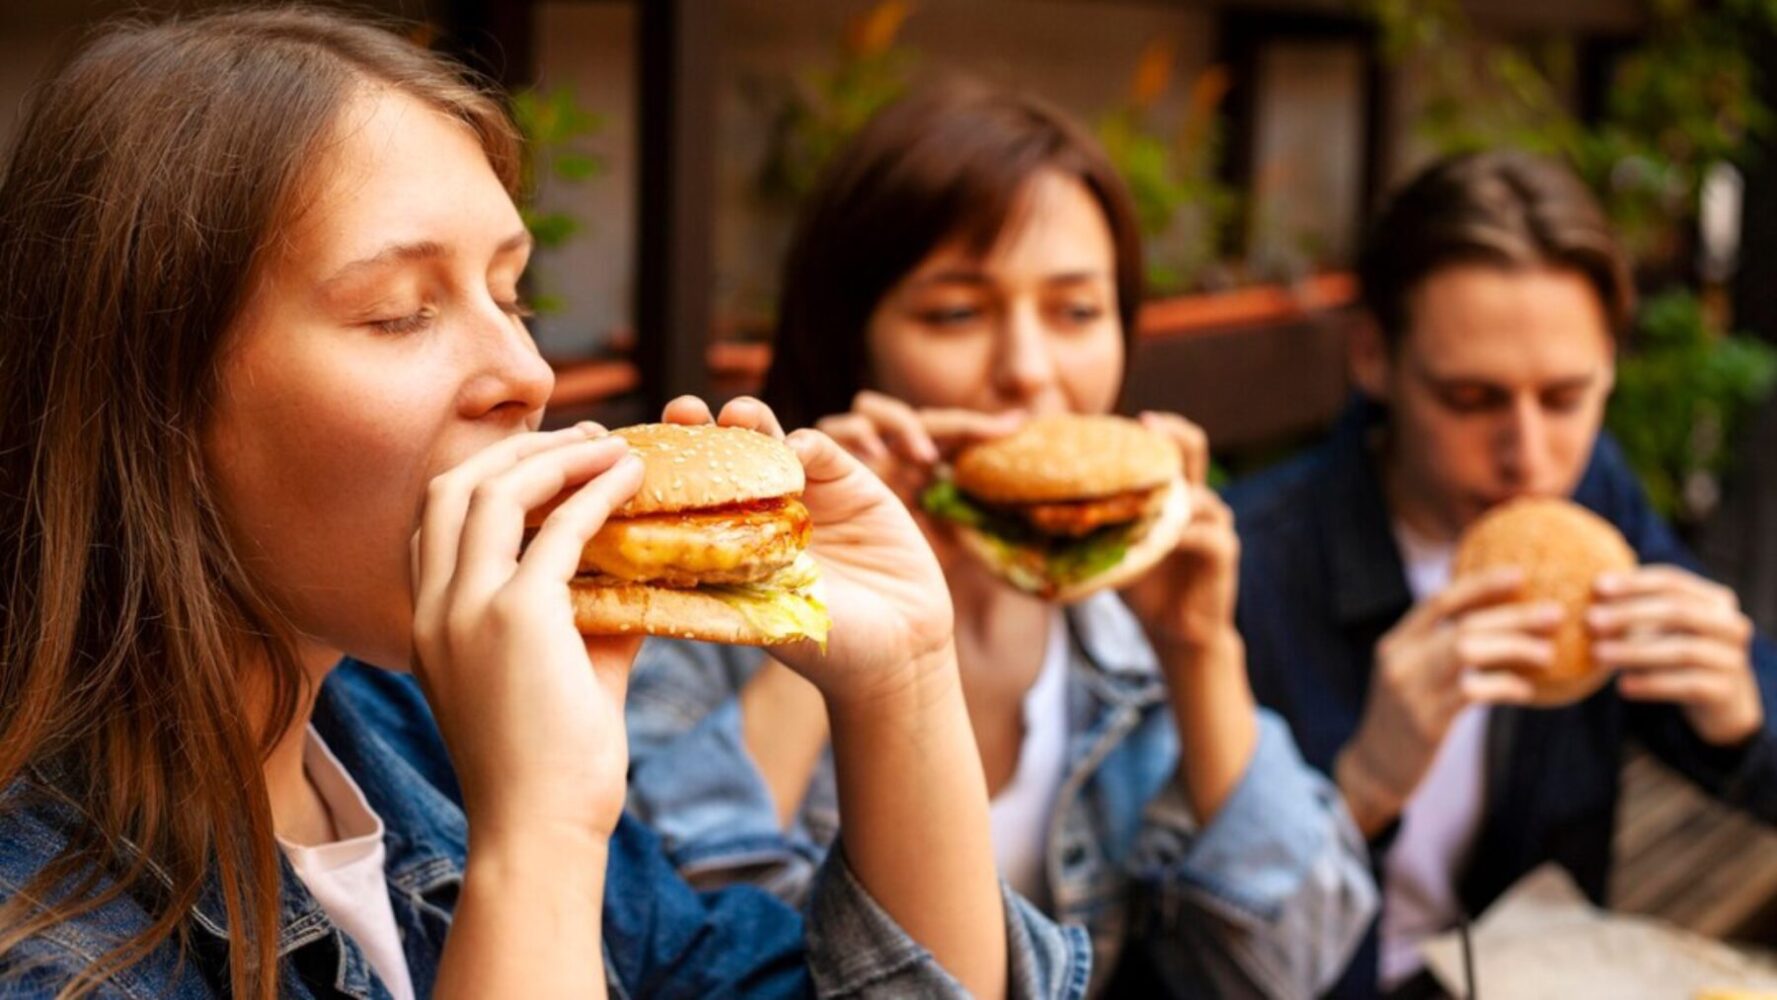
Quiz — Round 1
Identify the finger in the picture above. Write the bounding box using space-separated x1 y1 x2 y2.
1187 486 1232 529
786 428 879 528
1139 411 1210 486
1616 668 1729 706
1460 668 1543 705
1596 565 1736 607
417 425 605 600
853 390 939 465
817 413 892 466
1460 600 1565 637
1587 595 1753 645
1450 628 1555 674
1402 567 1525 635
661 395 715 426
515 452 646 585
915 407 1026 451
718 395 787 440
454 436 633 599
1594 635 1743 675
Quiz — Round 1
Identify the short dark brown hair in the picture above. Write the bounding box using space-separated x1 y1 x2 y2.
1358 150 1634 346
761 79 1146 430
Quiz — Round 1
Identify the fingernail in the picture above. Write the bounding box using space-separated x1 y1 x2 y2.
577 420 604 436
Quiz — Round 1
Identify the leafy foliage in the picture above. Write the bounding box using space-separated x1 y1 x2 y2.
1607 292 1777 521
511 86 607 314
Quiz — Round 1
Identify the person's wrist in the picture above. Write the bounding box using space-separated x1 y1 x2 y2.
822 641 963 727
1336 736 1406 837
468 820 612 892
1152 621 1245 672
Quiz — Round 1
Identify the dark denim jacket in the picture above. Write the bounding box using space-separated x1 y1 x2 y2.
0 660 1086 999
627 594 1378 998
1227 403 1777 999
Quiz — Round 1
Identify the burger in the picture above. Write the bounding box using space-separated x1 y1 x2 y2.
919 414 1191 603
556 423 829 646
1452 497 1637 706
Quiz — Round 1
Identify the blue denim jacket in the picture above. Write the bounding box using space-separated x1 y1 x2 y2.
1227 401 1777 999
0 660 1087 999
627 593 1378 998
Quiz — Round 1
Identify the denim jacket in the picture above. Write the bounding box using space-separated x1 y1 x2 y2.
627 593 1378 998
0 660 1087 999
1227 401 1777 999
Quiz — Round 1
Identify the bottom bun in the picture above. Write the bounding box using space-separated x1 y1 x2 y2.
571 583 795 646
955 476 1192 604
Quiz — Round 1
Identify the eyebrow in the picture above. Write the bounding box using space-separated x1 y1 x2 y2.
321 229 533 289
907 267 1109 289
1423 371 1600 393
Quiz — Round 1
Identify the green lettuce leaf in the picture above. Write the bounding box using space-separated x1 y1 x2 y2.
705 553 830 648
920 478 1136 592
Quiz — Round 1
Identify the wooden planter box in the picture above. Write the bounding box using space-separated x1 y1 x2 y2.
548 272 1361 451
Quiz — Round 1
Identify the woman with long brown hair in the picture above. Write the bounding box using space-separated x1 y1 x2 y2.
626 81 1376 998
0 10 1085 998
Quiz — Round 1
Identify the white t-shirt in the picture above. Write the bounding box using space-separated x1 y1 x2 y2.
1378 522 1491 988
279 727 418 1000
989 611 1072 910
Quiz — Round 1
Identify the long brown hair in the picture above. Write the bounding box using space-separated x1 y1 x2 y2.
1358 150 1635 347
0 9 517 997
761 79 1147 430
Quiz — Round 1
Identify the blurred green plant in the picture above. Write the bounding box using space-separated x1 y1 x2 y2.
1095 41 1241 294
1363 0 1776 265
512 85 606 314
757 1 917 204
1607 291 1777 522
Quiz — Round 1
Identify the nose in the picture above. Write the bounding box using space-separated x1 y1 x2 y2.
458 306 555 423
991 303 1059 408
1498 394 1552 488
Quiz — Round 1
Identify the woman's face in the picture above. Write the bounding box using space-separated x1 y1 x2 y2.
866 170 1125 417
204 87 551 671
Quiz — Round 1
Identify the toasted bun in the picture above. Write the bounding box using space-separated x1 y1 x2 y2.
569 582 791 646
953 414 1183 504
612 423 804 517
954 475 1191 604
1453 497 1638 706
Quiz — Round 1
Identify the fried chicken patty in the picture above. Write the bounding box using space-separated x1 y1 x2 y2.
1009 487 1162 538
577 497 812 588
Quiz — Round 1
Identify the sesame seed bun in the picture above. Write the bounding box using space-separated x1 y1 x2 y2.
1453 497 1638 706
952 414 1182 504
570 578 826 647
951 475 1191 604
556 423 826 646
614 422 805 516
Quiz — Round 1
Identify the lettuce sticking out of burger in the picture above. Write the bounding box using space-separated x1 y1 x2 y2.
556 423 829 647
919 414 1191 603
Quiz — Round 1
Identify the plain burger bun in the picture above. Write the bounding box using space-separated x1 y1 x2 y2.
1453 497 1638 706
614 422 804 516
953 414 1183 504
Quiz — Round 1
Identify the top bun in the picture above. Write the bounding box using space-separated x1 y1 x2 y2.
612 423 805 516
1452 497 1637 706
952 414 1182 504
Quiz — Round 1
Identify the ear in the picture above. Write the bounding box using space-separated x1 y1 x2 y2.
1348 315 1392 401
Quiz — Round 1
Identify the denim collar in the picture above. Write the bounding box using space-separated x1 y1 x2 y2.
188 661 468 957
1065 591 1166 708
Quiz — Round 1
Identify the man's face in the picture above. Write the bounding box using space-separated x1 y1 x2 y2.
1358 264 1616 541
